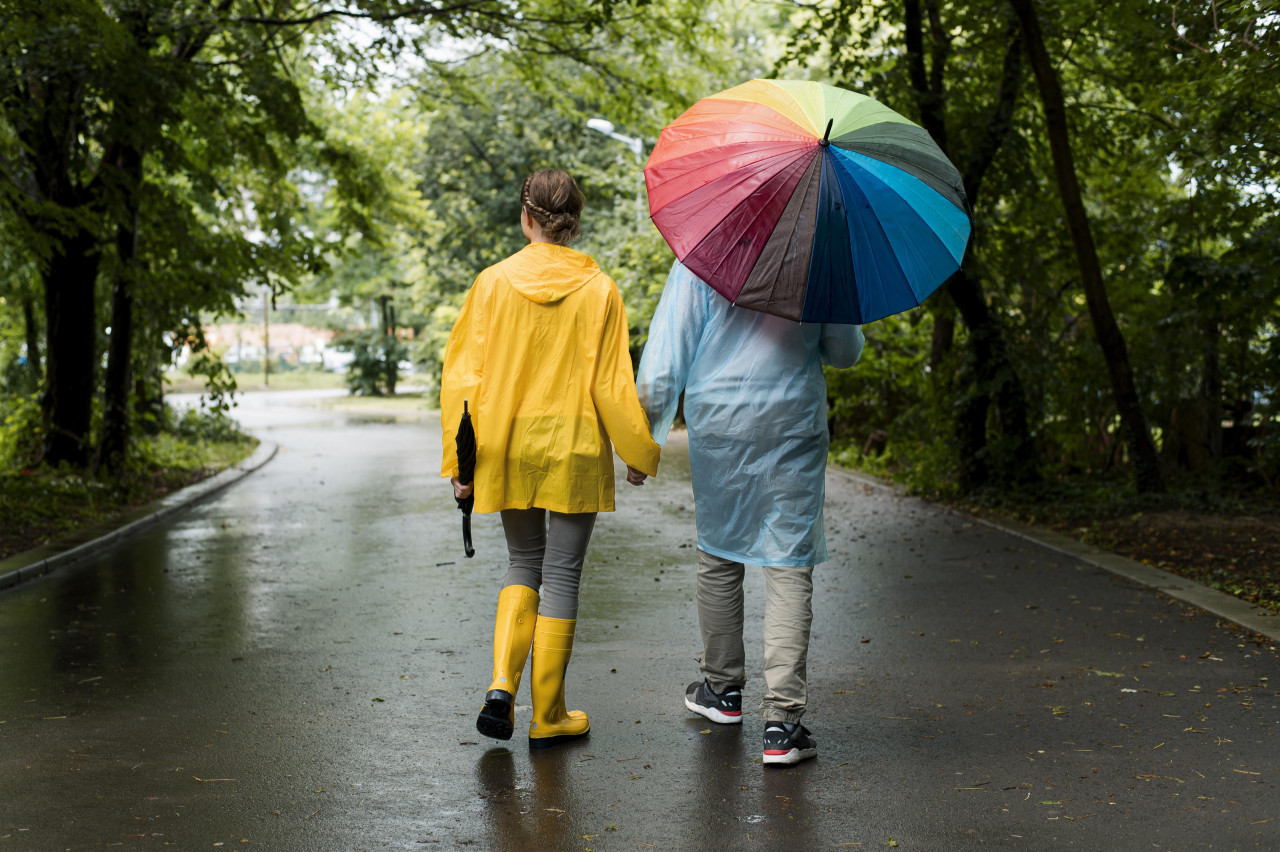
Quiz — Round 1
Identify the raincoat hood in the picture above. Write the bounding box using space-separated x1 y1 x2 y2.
498 242 601 304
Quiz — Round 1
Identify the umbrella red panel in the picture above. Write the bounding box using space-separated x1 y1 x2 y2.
650 146 815 259
646 139 812 215
681 148 817 302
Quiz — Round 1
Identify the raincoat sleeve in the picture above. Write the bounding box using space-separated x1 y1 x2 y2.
440 277 487 478
592 282 661 477
819 323 865 369
635 261 707 445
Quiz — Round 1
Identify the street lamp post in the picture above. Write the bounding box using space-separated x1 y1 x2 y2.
587 118 646 222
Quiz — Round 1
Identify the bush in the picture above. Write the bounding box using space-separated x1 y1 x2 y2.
337 328 408 396
0 392 43 472
163 404 248 445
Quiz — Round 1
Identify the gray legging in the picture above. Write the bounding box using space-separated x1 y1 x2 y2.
500 508 597 620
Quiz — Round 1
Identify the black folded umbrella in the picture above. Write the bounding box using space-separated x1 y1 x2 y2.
455 399 476 558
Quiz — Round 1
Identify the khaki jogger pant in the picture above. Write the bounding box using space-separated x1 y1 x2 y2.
695 548 814 724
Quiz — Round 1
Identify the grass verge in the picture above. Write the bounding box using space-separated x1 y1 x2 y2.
164 369 348 394
319 391 434 416
0 430 257 562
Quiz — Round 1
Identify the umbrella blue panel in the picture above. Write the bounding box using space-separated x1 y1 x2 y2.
834 149 970 304
801 152 862 324
823 153 920 322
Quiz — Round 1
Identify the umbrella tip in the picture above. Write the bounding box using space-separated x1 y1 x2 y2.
464 399 469 414
820 119 833 147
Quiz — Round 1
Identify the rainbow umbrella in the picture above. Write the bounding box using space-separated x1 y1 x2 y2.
645 79 972 324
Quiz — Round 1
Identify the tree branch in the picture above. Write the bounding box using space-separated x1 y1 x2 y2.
903 0 947 149
962 18 1022 205
1073 101 1179 130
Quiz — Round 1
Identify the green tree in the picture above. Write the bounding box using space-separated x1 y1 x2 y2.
1009 0 1164 493
0 0 708 469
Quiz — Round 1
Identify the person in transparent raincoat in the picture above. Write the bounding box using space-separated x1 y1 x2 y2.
635 259 865 765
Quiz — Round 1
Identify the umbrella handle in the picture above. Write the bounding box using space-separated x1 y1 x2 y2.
463 515 475 559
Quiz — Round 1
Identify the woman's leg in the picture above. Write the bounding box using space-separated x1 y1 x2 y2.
537 511 596 619
501 507 547 591
528 511 596 747
476 509 547 740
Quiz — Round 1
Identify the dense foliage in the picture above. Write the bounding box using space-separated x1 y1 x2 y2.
0 0 1276 501
785 0 1279 496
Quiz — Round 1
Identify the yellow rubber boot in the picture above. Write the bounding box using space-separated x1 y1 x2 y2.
476 585 539 741
528 616 590 748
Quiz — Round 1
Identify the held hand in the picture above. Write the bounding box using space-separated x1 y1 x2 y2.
452 476 473 500
626 466 648 486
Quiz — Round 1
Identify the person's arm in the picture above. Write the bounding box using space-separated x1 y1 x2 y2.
635 261 707 445
592 281 661 479
440 277 486 483
819 322 865 368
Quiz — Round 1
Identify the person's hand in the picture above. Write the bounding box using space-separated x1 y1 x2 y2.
452 476 473 499
626 466 648 486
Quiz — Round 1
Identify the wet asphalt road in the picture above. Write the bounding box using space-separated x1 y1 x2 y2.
2 390 1278 851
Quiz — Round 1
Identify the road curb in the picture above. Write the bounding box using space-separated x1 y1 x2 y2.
0 439 278 593
830 466 1280 642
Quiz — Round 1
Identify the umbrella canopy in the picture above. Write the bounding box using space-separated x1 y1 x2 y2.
455 399 476 558
644 79 972 324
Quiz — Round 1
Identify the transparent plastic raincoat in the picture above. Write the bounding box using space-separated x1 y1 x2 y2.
636 261 865 566
441 242 661 514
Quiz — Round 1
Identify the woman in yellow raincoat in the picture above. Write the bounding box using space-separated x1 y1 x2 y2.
441 169 661 748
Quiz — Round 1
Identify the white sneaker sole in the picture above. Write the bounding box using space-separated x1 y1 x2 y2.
762 745 817 765
685 697 743 725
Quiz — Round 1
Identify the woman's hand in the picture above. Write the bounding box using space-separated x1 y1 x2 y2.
451 477 473 499
626 466 648 486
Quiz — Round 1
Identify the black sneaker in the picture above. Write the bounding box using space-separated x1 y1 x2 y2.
684 680 743 724
762 721 816 765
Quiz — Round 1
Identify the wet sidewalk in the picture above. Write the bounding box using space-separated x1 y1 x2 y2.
2 391 1277 850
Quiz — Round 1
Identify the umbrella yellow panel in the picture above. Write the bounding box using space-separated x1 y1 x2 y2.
706 80 822 138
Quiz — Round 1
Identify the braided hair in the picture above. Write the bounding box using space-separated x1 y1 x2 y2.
521 169 584 245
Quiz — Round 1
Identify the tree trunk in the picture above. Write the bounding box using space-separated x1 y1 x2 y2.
22 292 41 383
928 297 955 374
903 1 1038 488
945 265 1036 488
1009 0 1165 493
384 300 398 395
135 360 164 436
1202 315 1222 459
99 146 144 474
42 228 100 467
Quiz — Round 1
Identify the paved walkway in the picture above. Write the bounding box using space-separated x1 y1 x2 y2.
1 391 1277 850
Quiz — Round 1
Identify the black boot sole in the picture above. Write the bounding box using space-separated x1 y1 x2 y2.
477 690 514 740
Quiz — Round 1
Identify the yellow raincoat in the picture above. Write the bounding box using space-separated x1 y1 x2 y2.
441 242 660 514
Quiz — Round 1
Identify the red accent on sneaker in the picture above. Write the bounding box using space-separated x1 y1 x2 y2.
724 710 742 716
763 749 792 755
